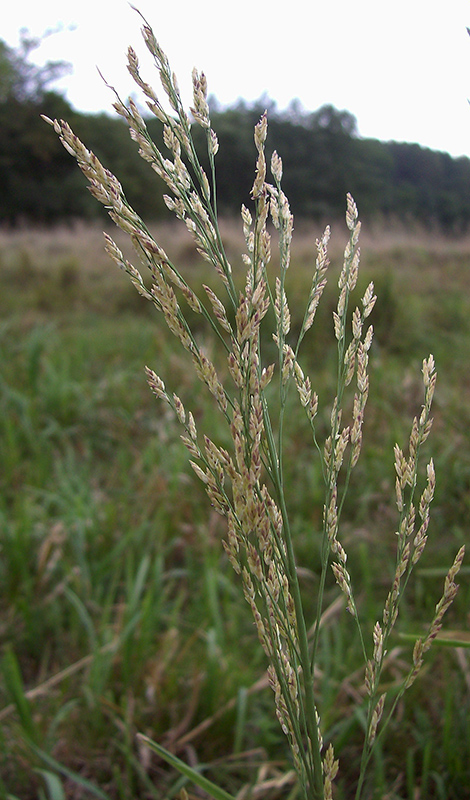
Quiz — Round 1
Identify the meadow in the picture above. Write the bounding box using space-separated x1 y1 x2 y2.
1 216 470 800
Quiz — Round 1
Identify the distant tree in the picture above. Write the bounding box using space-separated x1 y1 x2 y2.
0 31 174 224
283 98 308 126
0 29 71 102
308 104 358 136
0 34 79 222
2 44 470 230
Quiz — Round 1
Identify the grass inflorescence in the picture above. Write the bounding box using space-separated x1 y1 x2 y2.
1 9 469 800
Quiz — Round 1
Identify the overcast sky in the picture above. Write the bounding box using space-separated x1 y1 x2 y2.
3 0 470 158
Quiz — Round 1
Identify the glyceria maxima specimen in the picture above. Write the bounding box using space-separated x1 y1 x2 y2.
43 10 465 799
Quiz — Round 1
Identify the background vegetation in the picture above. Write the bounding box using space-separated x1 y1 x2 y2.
1 30 470 800
1 34 470 230
1 220 470 799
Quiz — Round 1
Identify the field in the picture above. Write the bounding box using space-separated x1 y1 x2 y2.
1 218 470 799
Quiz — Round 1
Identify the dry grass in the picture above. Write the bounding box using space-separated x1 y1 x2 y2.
2 216 470 276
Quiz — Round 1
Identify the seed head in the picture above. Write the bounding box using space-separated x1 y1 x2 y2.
271 150 283 182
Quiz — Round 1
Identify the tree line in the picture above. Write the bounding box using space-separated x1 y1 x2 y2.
1 36 469 231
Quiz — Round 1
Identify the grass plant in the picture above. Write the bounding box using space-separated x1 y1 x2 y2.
1 9 469 800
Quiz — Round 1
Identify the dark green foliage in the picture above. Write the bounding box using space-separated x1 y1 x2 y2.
0 33 169 224
1 30 470 229
0 93 90 223
383 143 470 230
0 94 169 223
2 55 470 229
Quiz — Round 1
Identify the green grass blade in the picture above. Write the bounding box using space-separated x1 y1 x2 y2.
398 631 470 648
28 743 112 800
1 648 38 742
35 770 66 800
136 734 237 800
64 586 97 650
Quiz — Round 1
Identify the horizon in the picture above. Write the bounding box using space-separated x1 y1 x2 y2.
2 0 470 160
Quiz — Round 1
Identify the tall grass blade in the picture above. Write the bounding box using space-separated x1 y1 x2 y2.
398 631 470 648
1 648 38 743
136 735 237 800
35 770 66 800
28 743 112 800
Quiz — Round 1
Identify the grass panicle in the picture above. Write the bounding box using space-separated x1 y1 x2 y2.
35 10 469 800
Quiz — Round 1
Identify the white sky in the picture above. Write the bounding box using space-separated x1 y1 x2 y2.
3 0 470 158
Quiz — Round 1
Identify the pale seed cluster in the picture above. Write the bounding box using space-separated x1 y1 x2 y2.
43 15 465 800
383 355 437 638
407 543 465 689
362 354 464 754
316 199 376 621
45 29 317 780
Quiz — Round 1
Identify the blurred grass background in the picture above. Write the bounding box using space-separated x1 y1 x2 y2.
1 219 470 799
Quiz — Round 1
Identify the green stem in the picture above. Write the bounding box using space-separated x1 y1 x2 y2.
279 486 325 799
262 405 324 798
